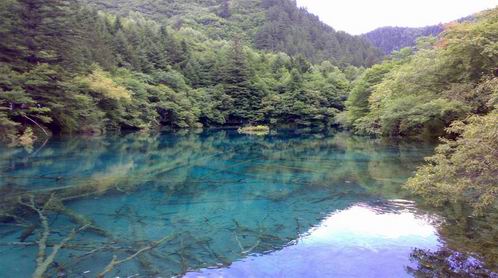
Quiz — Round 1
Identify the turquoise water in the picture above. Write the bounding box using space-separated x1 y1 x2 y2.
0 130 449 277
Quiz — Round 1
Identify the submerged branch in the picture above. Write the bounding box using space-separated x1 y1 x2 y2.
33 225 89 278
18 195 51 272
97 234 173 278
241 239 261 254
19 194 89 278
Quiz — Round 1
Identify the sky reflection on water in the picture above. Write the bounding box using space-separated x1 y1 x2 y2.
188 201 440 278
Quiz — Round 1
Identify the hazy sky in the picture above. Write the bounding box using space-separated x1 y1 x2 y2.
296 0 498 35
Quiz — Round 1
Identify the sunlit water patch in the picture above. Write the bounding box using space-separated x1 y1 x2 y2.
0 130 493 277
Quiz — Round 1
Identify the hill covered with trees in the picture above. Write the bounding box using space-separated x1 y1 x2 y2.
78 0 382 66
363 16 477 55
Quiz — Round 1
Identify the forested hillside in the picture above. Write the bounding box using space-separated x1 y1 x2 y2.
0 0 363 145
79 0 382 66
364 25 444 54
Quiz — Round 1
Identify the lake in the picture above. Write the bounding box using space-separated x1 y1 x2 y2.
0 130 495 277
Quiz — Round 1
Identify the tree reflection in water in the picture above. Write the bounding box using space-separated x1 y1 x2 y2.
0 130 495 277
408 248 497 277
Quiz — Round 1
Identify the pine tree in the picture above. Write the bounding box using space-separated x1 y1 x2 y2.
0 64 52 138
113 29 134 68
85 12 116 69
221 38 264 123
113 16 124 34
0 0 23 68
157 26 175 66
17 0 79 67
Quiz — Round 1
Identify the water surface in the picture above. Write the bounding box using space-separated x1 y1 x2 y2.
0 130 483 277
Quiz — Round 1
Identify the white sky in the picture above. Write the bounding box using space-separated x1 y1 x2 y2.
296 0 498 35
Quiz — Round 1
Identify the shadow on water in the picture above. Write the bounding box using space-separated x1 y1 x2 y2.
0 130 495 277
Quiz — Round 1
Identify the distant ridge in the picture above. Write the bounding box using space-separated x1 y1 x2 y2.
363 16 476 54
363 25 444 54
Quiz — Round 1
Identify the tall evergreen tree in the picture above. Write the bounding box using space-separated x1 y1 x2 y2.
221 38 264 123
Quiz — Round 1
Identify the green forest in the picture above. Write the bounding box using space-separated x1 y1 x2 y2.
1 0 377 142
0 0 497 255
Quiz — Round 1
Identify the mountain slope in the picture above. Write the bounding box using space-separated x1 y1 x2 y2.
254 0 381 66
363 25 444 54
78 0 382 66
363 16 478 54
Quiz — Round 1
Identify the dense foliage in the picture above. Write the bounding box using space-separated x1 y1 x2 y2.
406 103 498 215
0 0 356 145
79 0 382 66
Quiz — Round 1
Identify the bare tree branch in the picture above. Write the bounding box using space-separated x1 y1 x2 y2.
22 115 49 137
